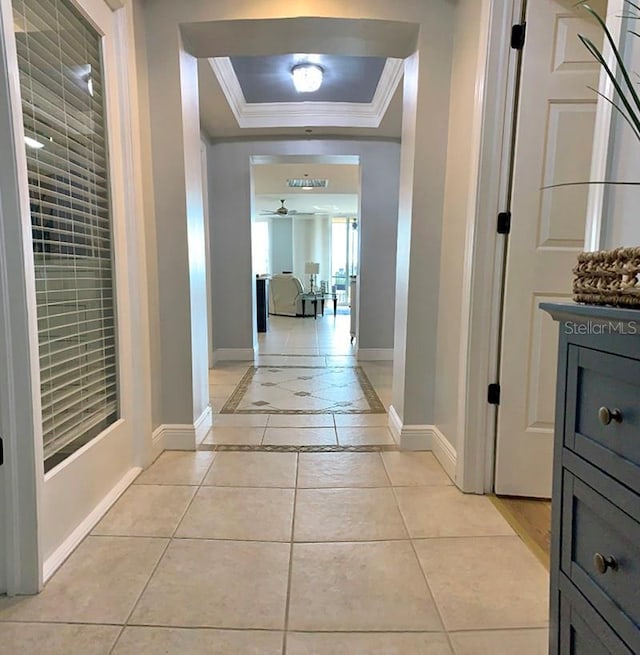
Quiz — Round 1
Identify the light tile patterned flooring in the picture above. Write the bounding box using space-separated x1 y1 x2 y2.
220 366 385 414
0 315 550 654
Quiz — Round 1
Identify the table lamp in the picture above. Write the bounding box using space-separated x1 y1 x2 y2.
305 261 320 292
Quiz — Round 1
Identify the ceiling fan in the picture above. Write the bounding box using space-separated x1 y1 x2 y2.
259 199 297 216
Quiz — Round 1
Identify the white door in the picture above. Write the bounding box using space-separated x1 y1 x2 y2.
494 0 606 497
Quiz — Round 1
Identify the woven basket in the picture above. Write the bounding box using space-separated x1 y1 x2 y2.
573 247 640 308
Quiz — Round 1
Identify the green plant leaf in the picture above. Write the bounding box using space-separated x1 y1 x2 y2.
579 34 640 134
587 85 640 140
542 181 640 189
579 2 640 121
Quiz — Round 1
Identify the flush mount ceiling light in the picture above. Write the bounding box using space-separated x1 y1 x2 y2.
291 63 323 93
287 178 328 189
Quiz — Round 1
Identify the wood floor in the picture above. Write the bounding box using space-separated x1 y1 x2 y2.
490 495 552 569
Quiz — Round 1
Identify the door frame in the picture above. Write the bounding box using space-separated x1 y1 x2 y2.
460 0 620 493
0 0 151 592
455 0 524 493
0 0 42 593
584 0 625 251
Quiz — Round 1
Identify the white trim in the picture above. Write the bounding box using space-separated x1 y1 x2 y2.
585 0 625 252
201 139 214 370
387 406 434 451
370 59 405 121
213 347 255 362
114 1 154 468
209 57 403 129
458 0 523 494
0 0 43 594
431 426 457 483
154 424 196 450
398 426 434 451
388 404 403 445
151 406 211 453
43 467 141 583
194 405 213 445
209 57 245 124
151 425 165 461
357 348 393 361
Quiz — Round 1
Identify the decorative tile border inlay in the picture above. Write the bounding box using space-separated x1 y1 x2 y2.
198 444 399 453
219 366 386 415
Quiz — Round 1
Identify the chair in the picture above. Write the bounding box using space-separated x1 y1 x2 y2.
268 273 314 316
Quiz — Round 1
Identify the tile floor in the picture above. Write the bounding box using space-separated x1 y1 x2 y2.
0 316 550 654
219 366 385 414
0 449 549 654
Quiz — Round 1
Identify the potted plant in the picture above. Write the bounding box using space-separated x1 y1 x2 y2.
568 1 640 307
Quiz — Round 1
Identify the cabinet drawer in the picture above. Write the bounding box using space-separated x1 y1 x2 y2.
566 346 640 493
557 578 634 655
561 468 640 653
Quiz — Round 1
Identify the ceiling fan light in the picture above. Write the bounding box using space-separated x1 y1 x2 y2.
291 64 323 93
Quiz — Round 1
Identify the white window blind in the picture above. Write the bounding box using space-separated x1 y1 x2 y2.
12 0 119 470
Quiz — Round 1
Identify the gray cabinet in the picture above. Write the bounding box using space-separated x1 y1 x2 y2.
542 303 640 655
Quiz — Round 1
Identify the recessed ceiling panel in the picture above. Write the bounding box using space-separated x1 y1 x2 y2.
230 54 386 104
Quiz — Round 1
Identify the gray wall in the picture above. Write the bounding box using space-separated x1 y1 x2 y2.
207 139 400 354
137 0 456 432
132 0 163 430
434 0 486 451
139 7 210 427
270 216 293 273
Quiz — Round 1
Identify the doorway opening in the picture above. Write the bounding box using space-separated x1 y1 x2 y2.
249 157 361 360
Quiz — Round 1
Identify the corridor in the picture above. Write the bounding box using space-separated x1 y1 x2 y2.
0 317 549 654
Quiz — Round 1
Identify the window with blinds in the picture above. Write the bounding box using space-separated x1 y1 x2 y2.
12 0 119 471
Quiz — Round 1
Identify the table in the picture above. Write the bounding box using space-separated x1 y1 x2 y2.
300 292 338 319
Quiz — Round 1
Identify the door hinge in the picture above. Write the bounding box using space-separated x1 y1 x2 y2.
511 23 526 50
488 383 501 406
497 211 511 235
0 437 3 466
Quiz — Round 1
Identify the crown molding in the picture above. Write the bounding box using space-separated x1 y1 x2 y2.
208 57 403 129
209 57 246 125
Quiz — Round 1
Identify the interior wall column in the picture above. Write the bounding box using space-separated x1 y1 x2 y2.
392 35 453 433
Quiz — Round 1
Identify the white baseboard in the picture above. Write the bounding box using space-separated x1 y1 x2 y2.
388 405 433 451
151 425 165 461
399 425 435 451
432 425 457 482
152 408 210 453
357 348 393 361
43 467 141 582
213 348 255 363
154 424 196 450
388 405 403 446
194 405 213 444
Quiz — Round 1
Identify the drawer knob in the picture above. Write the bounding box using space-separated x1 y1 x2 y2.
594 553 618 574
598 407 623 426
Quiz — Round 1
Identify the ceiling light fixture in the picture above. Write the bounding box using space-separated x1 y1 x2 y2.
287 178 328 189
291 63 323 93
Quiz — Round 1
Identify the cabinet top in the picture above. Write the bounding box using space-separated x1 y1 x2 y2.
541 302 640 325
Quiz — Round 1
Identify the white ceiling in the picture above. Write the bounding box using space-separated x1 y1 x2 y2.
198 58 403 140
252 163 359 195
189 15 414 141
253 162 359 217
254 193 358 218
195 18 404 210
